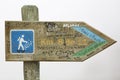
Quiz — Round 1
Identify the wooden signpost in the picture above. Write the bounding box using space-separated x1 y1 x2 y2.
5 5 116 80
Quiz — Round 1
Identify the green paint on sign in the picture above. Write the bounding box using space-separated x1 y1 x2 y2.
73 41 107 57
72 26 108 57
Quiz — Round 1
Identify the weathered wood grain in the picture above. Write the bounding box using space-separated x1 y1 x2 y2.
5 6 116 62
5 21 116 61
22 5 39 80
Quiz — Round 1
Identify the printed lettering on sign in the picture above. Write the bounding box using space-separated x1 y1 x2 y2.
5 21 116 61
10 29 34 54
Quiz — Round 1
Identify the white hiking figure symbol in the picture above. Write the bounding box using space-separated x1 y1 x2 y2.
17 35 27 52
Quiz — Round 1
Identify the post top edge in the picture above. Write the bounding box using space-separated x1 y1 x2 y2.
22 5 38 8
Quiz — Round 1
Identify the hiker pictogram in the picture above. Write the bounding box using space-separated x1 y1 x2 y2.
10 30 34 53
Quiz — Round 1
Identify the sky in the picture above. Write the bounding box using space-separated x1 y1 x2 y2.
0 0 120 80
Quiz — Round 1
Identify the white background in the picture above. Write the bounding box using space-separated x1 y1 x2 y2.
0 0 120 80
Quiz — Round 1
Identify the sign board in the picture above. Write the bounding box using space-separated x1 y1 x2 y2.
5 21 116 61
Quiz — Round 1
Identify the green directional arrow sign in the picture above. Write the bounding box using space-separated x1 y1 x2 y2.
5 21 116 61
72 26 107 56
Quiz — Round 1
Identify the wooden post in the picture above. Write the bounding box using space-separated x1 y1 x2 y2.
22 5 39 80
